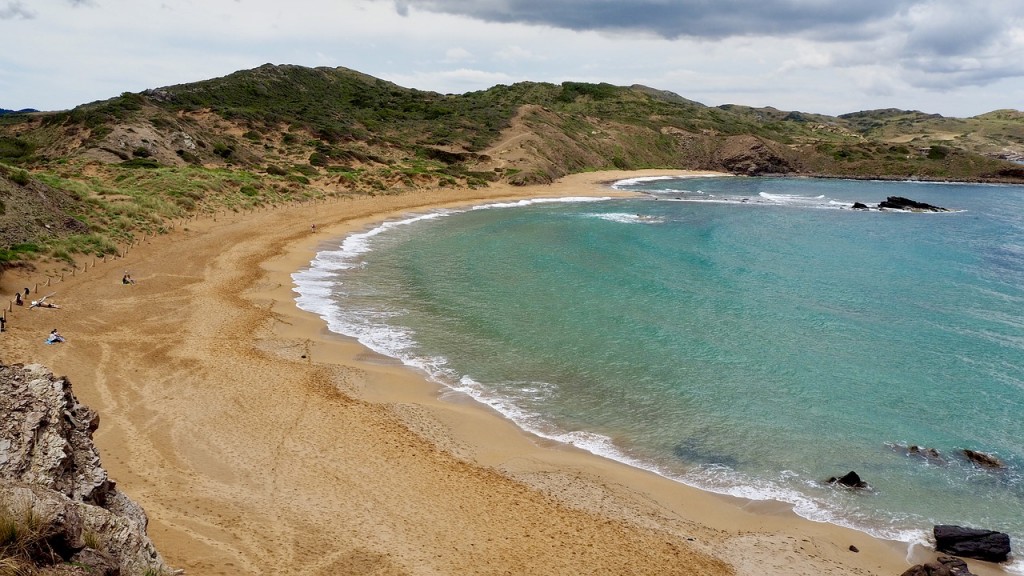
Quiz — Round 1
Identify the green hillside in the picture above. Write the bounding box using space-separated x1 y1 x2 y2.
2 63 1022 273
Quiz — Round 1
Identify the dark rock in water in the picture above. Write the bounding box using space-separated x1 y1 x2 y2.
826 470 869 489
900 556 976 576
934 525 1012 563
877 196 950 212
909 445 943 461
962 449 1004 469
851 202 870 210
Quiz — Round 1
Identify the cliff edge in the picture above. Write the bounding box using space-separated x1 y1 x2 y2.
0 363 174 575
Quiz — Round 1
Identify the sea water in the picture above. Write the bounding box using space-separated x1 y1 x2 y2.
294 176 1024 564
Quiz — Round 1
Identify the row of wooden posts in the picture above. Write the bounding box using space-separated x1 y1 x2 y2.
2 194 340 325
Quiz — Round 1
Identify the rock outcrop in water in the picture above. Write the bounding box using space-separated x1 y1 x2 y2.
0 363 174 575
934 525 1012 563
826 470 869 489
961 449 1005 469
877 196 950 212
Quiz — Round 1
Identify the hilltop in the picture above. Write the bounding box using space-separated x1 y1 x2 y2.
2 63 1023 274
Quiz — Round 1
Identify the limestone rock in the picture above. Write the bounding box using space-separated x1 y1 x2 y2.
0 363 173 575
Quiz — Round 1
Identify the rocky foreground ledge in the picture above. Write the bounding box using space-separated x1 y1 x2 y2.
0 363 174 575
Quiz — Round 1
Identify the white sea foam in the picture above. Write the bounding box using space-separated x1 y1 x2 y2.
611 174 723 188
590 212 665 224
471 196 610 210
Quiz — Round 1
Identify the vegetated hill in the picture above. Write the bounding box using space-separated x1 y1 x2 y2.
1 63 1023 274
839 108 1024 163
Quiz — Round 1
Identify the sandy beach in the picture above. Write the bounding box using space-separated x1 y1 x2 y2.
0 170 1000 576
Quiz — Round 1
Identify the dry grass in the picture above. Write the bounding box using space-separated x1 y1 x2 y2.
0 496 56 576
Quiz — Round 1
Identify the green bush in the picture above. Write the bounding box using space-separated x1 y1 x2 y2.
0 136 34 160
120 158 160 169
10 169 30 185
928 145 950 160
213 142 234 158
309 152 328 167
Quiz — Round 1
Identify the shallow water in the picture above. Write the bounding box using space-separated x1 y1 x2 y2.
294 177 1024 563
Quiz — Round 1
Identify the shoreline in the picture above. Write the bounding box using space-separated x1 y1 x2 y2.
0 170 1005 575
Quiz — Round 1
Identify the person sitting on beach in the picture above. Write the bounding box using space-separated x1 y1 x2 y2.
46 329 65 344
122 272 135 285
15 293 23 306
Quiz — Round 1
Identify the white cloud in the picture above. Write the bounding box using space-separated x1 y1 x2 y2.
0 0 1022 116
443 47 475 63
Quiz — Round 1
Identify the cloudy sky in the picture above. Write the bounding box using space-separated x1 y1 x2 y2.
2 0 1023 117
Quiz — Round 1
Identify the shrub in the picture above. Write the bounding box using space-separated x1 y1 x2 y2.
120 158 160 169
10 169 30 185
265 165 288 176
212 142 234 158
176 150 201 165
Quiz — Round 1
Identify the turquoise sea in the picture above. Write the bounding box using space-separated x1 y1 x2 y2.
294 176 1024 565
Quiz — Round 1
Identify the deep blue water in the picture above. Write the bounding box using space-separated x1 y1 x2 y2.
294 176 1024 562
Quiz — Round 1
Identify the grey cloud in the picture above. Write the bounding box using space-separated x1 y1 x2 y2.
0 1 34 19
393 0 1024 91
393 0 918 40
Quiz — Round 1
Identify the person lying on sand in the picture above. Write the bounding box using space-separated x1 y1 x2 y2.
30 294 60 309
31 300 60 309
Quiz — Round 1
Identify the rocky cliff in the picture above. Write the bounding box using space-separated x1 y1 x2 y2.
0 363 173 575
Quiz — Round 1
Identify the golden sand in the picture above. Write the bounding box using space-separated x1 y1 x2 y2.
1 171 996 575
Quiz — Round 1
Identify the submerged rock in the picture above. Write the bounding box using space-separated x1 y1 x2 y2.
888 443 945 464
934 525 1012 563
962 449 1004 469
